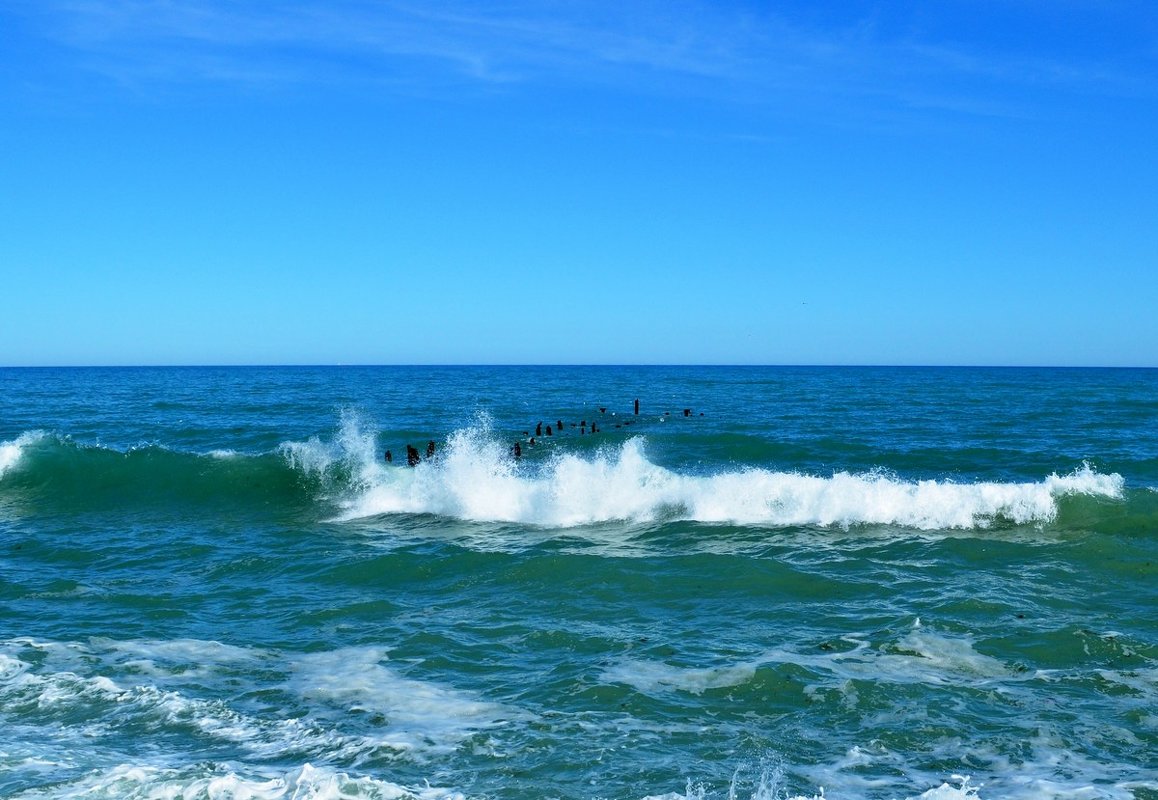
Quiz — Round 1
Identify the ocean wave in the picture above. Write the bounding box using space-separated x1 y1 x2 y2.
0 431 49 479
0 431 306 511
285 417 1125 531
0 421 1129 531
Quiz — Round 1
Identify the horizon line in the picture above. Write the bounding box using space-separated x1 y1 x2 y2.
2 363 1155 370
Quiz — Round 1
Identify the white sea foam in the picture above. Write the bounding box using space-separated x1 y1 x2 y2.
915 777 983 800
4 762 467 800
88 636 264 681
0 649 124 710
604 621 1015 701
641 764 981 800
0 431 48 478
0 647 307 758
787 622 1015 690
290 647 516 755
5 636 1153 800
4 637 264 691
280 408 384 490
104 636 260 661
641 764 828 800
871 730 1154 800
286 417 1124 530
0 638 512 766
602 659 759 696
651 744 1151 800
206 448 241 459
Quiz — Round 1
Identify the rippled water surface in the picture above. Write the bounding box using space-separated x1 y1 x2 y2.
2 366 1156 799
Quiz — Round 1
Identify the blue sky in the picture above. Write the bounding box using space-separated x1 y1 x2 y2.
2 0 1155 366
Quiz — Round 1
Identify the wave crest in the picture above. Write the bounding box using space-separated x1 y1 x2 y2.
280 418 1124 530
0 431 50 478
1 421 1126 531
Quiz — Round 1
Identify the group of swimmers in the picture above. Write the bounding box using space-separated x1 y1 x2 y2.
383 440 435 467
509 399 698 458
384 399 700 465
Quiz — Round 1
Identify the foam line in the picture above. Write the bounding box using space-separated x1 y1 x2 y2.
282 417 1124 530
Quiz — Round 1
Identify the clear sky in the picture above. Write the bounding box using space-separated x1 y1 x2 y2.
2 1 1155 366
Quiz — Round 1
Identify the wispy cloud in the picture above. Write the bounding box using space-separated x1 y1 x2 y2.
40 0 764 86
16 0 1157 116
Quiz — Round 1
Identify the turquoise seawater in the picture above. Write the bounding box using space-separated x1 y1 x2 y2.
1 366 1155 799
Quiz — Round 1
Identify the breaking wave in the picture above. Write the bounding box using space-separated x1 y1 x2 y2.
1 418 1128 531
287 416 1125 530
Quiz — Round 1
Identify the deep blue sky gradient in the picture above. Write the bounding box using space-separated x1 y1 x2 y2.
2 1 1156 366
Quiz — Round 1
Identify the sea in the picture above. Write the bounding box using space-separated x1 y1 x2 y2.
1 365 1155 800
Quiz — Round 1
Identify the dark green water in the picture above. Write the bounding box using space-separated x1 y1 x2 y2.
1 366 1155 799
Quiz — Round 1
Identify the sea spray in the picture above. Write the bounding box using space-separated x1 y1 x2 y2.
0 431 49 479
278 407 384 492
302 417 1125 529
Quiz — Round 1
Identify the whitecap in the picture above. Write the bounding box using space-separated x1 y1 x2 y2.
0 431 49 478
293 415 1123 531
